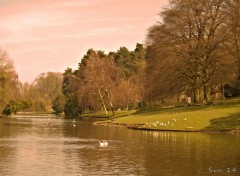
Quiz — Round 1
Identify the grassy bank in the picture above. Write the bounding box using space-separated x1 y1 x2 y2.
93 98 240 133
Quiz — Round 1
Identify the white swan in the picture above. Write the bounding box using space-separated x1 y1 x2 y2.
99 140 108 147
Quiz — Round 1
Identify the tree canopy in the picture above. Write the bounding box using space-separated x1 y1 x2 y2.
1 0 240 117
0 48 20 114
145 0 239 103
62 44 145 117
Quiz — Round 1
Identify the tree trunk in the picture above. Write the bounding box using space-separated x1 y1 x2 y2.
193 75 201 103
235 38 240 80
203 83 211 102
105 89 115 116
98 89 108 115
238 56 240 80
194 87 200 103
202 62 211 102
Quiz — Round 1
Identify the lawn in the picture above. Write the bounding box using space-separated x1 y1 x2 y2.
94 98 240 132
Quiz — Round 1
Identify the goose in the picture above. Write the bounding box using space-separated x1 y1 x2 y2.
99 140 108 147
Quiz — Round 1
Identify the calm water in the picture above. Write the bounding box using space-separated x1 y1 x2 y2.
0 116 240 176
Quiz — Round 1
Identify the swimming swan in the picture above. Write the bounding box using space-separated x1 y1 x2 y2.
99 140 108 147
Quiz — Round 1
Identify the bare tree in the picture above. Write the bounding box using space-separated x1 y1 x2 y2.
76 50 118 115
146 0 231 103
226 0 240 79
0 48 19 112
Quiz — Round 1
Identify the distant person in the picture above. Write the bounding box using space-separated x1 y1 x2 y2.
186 96 191 106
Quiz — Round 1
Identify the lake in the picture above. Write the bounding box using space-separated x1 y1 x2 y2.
0 116 239 176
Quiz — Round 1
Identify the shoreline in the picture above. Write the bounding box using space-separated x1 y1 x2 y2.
93 121 240 135
92 99 240 135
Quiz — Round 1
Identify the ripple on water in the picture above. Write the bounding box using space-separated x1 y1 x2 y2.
1 118 240 176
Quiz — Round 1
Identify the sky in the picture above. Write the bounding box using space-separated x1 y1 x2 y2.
0 0 168 83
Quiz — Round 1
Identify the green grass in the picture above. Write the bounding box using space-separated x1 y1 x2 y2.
80 110 136 119
95 98 240 132
205 114 240 131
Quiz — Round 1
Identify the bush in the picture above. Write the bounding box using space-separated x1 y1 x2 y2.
224 80 240 98
64 94 82 118
1 100 31 116
52 95 66 115
34 101 46 112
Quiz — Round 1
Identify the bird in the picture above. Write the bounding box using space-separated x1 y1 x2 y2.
184 118 187 121
99 140 108 147
73 124 76 127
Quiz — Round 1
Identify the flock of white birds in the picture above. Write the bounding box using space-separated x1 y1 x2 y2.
144 118 187 128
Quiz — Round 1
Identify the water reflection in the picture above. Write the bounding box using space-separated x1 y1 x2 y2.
0 117 239 176
141 130 240 175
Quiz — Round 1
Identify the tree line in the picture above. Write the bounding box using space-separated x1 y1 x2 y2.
1 0 240 117
145 0 240 103
0 49 63 116
62 44 145 117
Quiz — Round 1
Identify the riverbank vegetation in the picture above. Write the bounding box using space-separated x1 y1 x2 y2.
1 0 240 131
61 45 145 117
0 58 63 116
94 98 240 133
60 0 240 119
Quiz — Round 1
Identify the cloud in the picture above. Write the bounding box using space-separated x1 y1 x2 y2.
0 0 169 82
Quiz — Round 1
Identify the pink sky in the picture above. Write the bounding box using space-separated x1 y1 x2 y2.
0 0 168 83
